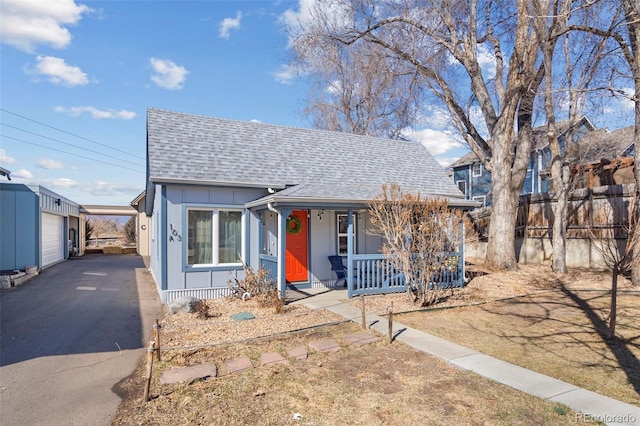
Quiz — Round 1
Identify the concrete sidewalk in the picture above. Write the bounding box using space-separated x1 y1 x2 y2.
293 289 640 426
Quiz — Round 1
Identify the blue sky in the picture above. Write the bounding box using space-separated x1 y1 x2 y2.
0 0 634 206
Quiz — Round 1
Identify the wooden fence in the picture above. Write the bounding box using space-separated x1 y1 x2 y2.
467 184 636 267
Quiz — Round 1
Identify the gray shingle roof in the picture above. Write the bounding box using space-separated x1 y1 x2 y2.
147 108 465 202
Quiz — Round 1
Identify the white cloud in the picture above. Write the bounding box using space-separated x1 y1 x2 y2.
0 0 91 52
0 149 16 165
49 177 78 188
434 156 461 168
279 0 352 45
54 105 136 119
219 11 242 39
477 45 496 79
36 158 65 170
28 55 89 86
12 169 33 179
272 64 301 84
617 87 635 110
149 58 189 90
403 128 464 156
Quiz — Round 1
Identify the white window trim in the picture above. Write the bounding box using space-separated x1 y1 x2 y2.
337 213 357 255
472 163 483 177
456 179 467 196
186 206 245 267
472 195 486 206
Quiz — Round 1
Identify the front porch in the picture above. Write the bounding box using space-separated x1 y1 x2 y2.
255 207 465 299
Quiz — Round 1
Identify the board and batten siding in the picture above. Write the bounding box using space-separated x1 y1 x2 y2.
156 184 267 302
0 184 39 271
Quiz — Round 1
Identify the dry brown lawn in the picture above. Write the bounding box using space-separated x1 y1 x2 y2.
112 263 638 425
356 263 640 406
113 322 575 425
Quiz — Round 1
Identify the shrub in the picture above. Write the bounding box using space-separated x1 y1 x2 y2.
227 264 283 313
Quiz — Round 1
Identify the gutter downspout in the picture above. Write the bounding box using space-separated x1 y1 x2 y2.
268 203 287 298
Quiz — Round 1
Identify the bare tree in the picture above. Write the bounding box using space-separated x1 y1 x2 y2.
289 0 551 271
124 216 136 244
568 0 640 284
85 219 94 244
298 41 424 138
368 184 464 306
586 190 639 339
532 0 611 273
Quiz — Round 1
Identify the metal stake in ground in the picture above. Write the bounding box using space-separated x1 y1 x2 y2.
388 302 393 343
360 295 366 330
153 319 161 361
143 340 155 402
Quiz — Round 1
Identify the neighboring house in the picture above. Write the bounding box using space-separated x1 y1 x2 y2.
130 190 152 257
569 126 636 189
144 108 476 303
0 183 82 272
450 117 596 206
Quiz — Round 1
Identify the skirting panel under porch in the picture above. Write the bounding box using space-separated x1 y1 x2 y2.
163 287 232 304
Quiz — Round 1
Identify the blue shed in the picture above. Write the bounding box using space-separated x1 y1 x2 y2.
0 183 81 272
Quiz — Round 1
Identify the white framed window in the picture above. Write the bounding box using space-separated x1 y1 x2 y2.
472 195 486 207
337 213 357 255
187 208 243 266
456 180 467 195
472 163 483 177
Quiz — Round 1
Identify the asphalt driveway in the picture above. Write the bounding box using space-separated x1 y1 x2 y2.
0 254 163 426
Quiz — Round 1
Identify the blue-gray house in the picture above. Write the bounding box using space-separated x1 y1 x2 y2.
144 108 476 303
450 117 596 206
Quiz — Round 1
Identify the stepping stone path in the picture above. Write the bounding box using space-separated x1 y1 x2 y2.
160 363 217 384
287 346 308 360
159 332 379 384
260 352 289 366
344 332 381 347
308 338 341 353
223 355 253 375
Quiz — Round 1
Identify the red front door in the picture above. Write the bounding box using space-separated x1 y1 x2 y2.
285 210 309 283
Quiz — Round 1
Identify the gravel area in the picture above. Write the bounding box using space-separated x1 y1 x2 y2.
160 263 634 351
348 262 635 317
161 297 345 350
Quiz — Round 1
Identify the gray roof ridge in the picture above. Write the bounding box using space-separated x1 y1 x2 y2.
147 107 425 147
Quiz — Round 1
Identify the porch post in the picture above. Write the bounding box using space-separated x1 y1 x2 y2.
277 208 292 298
347 209 354 298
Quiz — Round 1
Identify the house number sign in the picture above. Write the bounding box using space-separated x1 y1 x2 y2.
169 223 182 242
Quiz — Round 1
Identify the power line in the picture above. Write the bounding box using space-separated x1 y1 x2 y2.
0 108 146 160
1 123 144 167
3 70 145 137
1 134 144 173
3 71 145 139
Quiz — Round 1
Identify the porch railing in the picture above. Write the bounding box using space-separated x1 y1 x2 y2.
348 252 465 297
259 254 277 282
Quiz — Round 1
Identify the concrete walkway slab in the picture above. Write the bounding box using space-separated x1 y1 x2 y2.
308 339 341 353
287 346 308 360
223 356 253 375
260 352 288 367
450 353 578 400
160 363 217 384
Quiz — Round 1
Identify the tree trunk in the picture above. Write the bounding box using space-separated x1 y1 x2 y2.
552 161 569 273
486 133 520 270
624 0 640 285
608 267 618 339
630 71 640 285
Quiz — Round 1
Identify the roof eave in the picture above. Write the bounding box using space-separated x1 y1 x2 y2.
149 176 287 190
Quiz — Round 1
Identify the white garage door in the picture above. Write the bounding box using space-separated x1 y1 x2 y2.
42 213 64 267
